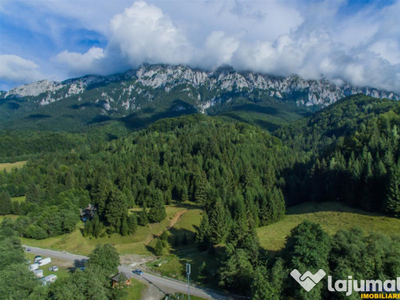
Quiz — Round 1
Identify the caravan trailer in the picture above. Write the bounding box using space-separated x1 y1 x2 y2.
41 274 57 285
38 257 51 266
28 263 39 271
33 269 44 278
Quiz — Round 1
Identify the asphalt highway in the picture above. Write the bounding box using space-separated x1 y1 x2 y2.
24 245 242 300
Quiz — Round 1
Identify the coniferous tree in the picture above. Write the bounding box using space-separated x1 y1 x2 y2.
120 214 129 236
127 214 138 234
209 200 231 244
385 165 400 217
198 261 208 283
138 206 149 226
0 191 12 215
155 238 164 256
25 183 40 204
105 188 127 232
283 221 331 300
196 212 210 251
148 195 166 223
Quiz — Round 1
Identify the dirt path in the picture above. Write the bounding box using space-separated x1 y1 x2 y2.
145 209 187 246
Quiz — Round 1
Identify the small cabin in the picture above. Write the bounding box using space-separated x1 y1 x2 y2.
80 204 97 221
111 273 131 288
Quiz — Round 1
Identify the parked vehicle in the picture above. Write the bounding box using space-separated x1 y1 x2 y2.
33 256 42 263
133 269 143 275
40 274 57 286
49 266 58 272
38 257 51 266
33 269 44 278
28 263 39 271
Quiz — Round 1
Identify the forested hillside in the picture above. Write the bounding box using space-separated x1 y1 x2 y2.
0 94 399 299
277 95 400 216
1 115 295 241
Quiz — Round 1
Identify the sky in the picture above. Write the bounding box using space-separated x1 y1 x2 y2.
0 0 399 92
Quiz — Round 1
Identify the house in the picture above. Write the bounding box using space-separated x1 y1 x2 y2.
80 204 97 221
111 273 131 288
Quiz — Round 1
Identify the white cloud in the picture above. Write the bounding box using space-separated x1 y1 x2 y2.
0 54 44 85
55 47 105 75
107 1 192 66
2 0 400 93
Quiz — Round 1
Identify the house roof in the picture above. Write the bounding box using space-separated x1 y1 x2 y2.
111 272 128 282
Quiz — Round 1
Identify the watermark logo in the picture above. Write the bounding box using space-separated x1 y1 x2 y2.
290 269 326 292
291 269 400 296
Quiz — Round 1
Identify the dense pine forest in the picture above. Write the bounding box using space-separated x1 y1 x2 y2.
1 94 400 299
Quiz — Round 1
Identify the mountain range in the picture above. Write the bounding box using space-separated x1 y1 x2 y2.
1 64 399 132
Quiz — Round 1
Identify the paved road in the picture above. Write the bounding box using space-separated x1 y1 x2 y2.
24 245 241 300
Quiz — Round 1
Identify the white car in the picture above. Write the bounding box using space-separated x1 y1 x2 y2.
48 266 58 272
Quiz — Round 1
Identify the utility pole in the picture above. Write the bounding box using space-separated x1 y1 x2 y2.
186 263 191 300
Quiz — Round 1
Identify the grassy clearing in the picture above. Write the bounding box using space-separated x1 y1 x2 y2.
0 161 26 172
257 201 400 252
122 278 147 300
147 209 220 288
0 215 18 223
21 205 188 256
25 252 72 279
12 196 26 203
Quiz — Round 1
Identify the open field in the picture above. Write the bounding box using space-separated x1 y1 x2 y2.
25 252 72 279
257 201 400 251
19 200 400 289
0 161 26 172
146 208 220 287
21 205 189 256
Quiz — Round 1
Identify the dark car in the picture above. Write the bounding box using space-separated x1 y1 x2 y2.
133 269 143 275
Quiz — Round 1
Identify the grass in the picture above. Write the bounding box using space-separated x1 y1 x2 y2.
0 215 18 223
21 205 188 256
12 196 26 203
257 201 400 251
146 208 220 288
0 161 26 172
146 209 203 280
25 252 72 279
122 278 147 300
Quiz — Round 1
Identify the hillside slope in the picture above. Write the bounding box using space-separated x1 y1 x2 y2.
1 64 398 132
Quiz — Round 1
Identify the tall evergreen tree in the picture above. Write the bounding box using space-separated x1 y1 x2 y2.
209 200 230 244
196 212 210 251
148 194 166 223
385 165 400 217
0 191 12 215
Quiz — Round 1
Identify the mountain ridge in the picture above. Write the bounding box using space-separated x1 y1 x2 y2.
2 64 399 109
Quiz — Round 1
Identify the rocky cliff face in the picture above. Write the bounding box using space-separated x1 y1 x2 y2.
2 64 399 113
